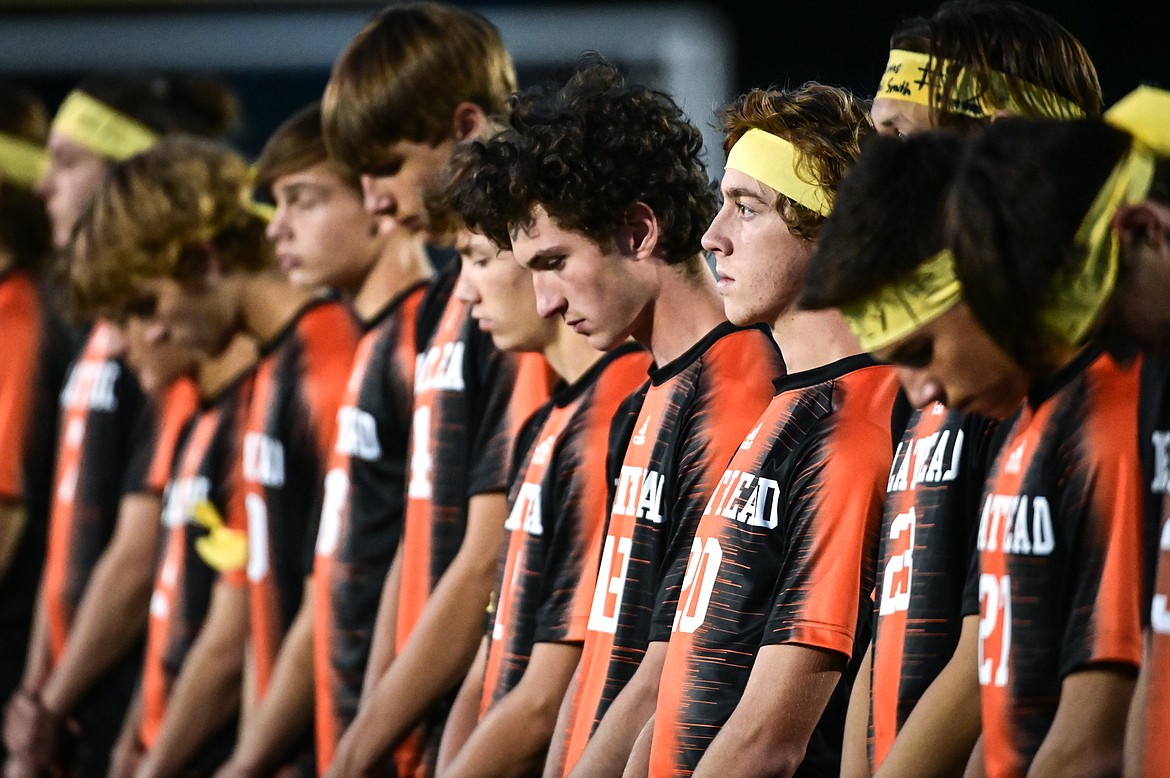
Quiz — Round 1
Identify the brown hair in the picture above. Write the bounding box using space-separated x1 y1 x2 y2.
254 101 357 198
0 83 51 271
322 2 515 176
72 136 272 317
76 72 238 139
719 84 873 241
890 0 1101 132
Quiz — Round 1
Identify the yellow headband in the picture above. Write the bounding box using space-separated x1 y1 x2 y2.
1038 86 1170 348
0 133 46 188
726 128 832 216
840 249 963 352
52 90 158 162
876 49 1086 120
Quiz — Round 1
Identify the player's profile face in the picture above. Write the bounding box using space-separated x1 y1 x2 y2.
875 302 1028 419
122 315 198 395
359 138 454 238
131 276 238 359
704 168 816 327
871 98 934 138
37 131 109 250
455 228 556 353
1109 200 1170 351
268 162 381 292
511 206 653 352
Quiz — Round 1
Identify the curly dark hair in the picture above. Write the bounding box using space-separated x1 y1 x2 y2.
718 84 873 241
443 56 715 266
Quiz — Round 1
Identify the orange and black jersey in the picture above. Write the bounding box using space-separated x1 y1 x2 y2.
559 322 783 774
977 345 1143 778
223 296 358 699
0 269 73 691
1136 351 1170 773
141 370 253 756
395 265 552 777
868 400 1000 768
650 356 900 778
481 344 650 713
311 281 428 772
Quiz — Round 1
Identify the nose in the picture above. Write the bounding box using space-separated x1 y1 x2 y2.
143 320 171 346
531 273 567 320
35 167 55 200
898 368 945 409
361 176 396 218
265 204 290 242
701 207 731 257
453 269 479 305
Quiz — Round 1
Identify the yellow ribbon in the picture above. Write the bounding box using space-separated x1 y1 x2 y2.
0 133 47 188
726 128 833 216
51 90 158 162
876 49 1086 120
191 499 248 573
840 249 963 352
1105 85 1170 157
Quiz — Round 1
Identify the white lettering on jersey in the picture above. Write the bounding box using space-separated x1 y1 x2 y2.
587 534 633 633
612 466 665 524
243 432 286 487
887 428 964 493
704 468 780 530
1151 430 1170 494
504 482 544 536
161 476 211 529
1151 518 1170 634
335 406 382 461
976 493 1055 556
59 360 120 412
414 341 466 393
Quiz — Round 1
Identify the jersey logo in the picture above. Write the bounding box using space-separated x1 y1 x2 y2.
243 432 286 487
632 417 651 447
335 406 383 461
612 466 664 523
1151 430 1170 494
414 341 466 393
930 402 945 416
531 433 556 467
1004 441 1027 474
976 493 1055 556
739 423 762 451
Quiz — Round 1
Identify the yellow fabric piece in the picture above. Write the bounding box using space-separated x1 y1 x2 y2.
725 128 832 216
0 133 46 188
191 499 248 573
876 49 1086 120
52 90 158 162
840 249 963 352
1105 85 1170 157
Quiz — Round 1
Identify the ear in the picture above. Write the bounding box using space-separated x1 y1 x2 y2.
619 202 661 261
202 241 230 281
989 108 1014 123
1114 201 1170 249
451 102 488 143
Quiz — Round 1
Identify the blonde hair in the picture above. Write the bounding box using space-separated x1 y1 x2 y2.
73 135 272 317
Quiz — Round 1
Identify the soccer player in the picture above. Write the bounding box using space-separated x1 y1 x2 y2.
4 75 236 778
0 85 73 765
433 148 651 775
844 5 1103 773
215 101 432 775
644 83 900 778
804 129 1144 777
322 5 551 774
456 58 786 775
70 135 358 777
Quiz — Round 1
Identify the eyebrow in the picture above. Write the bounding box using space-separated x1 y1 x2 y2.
723 186 769 203
524 246 566 269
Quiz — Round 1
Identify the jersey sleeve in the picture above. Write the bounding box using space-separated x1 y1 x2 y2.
120 392 164 497
469 339 548 497
760 403 892 657
0 300 38 500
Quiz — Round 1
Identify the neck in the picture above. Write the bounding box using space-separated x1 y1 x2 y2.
352 232 433 322
196 333 259 398
635 258 727 366
541 322 604 386
771 308 861 374
0 248 15 275
237 271 317 346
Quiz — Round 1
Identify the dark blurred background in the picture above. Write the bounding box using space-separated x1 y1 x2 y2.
0 0 1164 169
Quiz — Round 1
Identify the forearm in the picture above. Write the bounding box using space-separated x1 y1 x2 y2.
541 663 582 778
437 638 488 774
876 615 981 778
226 585 314 774
620 714 654 778
841 643 872 778
570 640 666 778
361 545 402 698
448 642 581 778
41 494 160 717
0 502 27 584
19 588 51 690
1122 633 1151 778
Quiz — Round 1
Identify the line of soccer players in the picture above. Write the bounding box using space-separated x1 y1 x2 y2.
0 1 1167 776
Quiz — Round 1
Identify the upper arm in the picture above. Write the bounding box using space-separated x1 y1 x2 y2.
1030 666 1135 776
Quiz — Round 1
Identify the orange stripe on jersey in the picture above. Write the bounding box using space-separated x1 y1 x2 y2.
144 378 200 495
141 406 222 747
44 321 118 661
0 270 41 499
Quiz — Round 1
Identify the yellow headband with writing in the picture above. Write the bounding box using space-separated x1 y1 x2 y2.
726 128 832 216
840 248 963 353
876 49 1086 120
52 90 158 162
1038 85 1170 348
0 133 46 188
